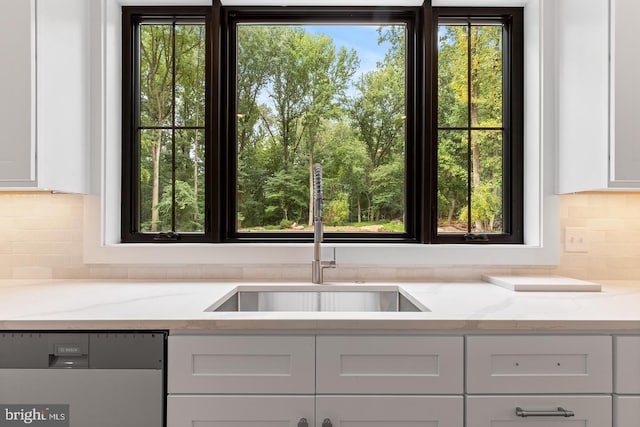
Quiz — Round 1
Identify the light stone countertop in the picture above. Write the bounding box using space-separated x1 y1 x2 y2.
0 279 639 331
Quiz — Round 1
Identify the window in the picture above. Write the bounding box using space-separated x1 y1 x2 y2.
432 8 523 243
121 5 522 244
122 7 212 242
225 9 419 243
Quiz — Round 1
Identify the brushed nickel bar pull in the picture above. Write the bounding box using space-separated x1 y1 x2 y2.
515 407 575 418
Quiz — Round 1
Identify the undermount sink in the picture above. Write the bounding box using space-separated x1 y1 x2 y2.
206 285 429 313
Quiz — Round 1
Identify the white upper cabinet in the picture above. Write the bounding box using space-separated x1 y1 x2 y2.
0 0 89 193
610 0 640 187
0 0 35 184
557 0 640 192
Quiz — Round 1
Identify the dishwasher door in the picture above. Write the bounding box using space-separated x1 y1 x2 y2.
0 332 165 427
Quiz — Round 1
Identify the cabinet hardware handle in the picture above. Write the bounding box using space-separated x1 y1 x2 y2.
297 418 309 427
515 407 575 418
322 418 333 427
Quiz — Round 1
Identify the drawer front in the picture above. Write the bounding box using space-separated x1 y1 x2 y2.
316 336 463 394
317 396 463 427
615 336 640 394
467 395 612 427
167 395 315 427
614 396 640 427
168 335 315 394
467 336 612 393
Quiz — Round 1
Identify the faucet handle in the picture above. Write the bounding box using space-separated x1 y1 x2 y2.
321 247 336 270
321 260 336 269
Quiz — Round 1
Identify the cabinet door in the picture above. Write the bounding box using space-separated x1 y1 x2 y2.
316 396 463 427
615 396 640 427
167 395 314 427
555 0 610 193
0 0 35 183
467 396 612 427
615 336 640 394
316 336 463 394
467 336 612 393
168 335 315 394
611 0 640 185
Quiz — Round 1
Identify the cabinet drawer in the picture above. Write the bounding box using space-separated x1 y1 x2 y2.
168 335 314 394
615 336 640 394
614 396 640 427
467 336 612 393
467 395 612 426
316 336 463 394
317 396 463 427
167 395 315 427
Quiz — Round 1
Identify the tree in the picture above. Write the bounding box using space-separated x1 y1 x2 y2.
349 26 406 223
236 26 358 227
139 23 206 232
437 24 503 231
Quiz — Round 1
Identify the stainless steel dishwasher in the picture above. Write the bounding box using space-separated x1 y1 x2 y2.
0 332 165 427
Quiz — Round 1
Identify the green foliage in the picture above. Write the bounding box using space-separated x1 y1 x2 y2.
325 192 350 226
136 21 505 234
264 168 308 224
279 219 295 229
138 23 206 233
156 180 203 232
370 155 404 221
437 24 504 232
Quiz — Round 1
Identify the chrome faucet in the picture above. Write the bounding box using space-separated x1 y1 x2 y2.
312 164 336 284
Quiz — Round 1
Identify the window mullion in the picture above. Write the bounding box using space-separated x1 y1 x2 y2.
466 22 472 234
171 19 177 233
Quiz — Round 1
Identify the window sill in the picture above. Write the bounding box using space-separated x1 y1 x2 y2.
84 196 560 266
83 240 559 266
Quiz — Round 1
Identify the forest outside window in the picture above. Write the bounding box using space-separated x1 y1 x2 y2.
122 7 212 242
228 9 416 242
121 5 523 245
432 8 523 243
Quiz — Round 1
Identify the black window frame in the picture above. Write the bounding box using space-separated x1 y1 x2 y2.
222 7 423 243
430 7 524 244
121 3 523 245
121 6 215 243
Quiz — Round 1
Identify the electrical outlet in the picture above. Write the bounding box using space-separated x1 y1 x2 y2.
564 227 588 253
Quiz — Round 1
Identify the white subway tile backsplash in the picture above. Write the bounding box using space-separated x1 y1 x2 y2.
12 266 53 279
0 192 639 280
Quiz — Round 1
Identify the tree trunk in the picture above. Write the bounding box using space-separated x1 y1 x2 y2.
470 30 482 231
193 129 199 223
151 134 162 232
447 198 456 224
308 157 314 227
357 197 362 223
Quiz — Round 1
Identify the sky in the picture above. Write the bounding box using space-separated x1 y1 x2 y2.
304 25 393 76
246 24 402 105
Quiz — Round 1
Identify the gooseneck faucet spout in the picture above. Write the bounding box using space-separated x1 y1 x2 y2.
312 164 335 284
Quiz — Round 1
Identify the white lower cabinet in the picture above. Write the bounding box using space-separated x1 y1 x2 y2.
167 333 629 427
467 396 612 426
317 396 463 427
168 335 315 394
167 395 462 427
167 335 464 427
316 336 463 394
466 335 612 394
614 337 640 426
466 336 613 427
614 396 640 427
167 395 315 427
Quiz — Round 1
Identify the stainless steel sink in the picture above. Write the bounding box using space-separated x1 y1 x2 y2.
206 285 429 312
